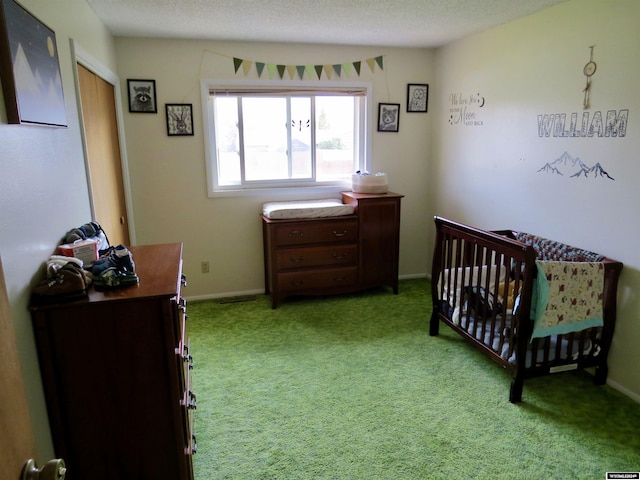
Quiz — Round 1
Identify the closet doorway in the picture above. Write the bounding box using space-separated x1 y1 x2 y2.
77 62 131 246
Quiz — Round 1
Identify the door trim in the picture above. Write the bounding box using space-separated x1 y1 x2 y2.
70 39 136 245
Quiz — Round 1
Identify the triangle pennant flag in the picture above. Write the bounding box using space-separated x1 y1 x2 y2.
375 55 384 70
353 61 361 76
233 57 243 74
256 62 266 78
296 65 306 80
287 65 297 80
243 60 253 76
276 65 286 79
324 64 333 79
267 63 277 79
314 65 323 79
342 62 352 77
306 65 315 79
366 57 376 73
333 64 342 77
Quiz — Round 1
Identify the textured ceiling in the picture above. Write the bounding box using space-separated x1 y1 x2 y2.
86 0 570 48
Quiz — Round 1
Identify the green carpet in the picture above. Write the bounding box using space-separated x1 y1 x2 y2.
189 279 640 479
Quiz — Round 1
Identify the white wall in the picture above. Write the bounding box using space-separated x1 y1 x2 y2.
0 0 117 461
432 0 640 401
114 38 434 298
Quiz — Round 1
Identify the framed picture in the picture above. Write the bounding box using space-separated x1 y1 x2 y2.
127 79 157 113
0 0 67 126
165 103 194 136
407 84 429 113
377 103 400 132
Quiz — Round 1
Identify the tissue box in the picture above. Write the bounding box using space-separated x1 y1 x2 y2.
351 173 388 194
58 239 98 265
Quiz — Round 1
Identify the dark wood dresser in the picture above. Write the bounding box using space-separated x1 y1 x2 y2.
262 191 403 308
30 243 194 480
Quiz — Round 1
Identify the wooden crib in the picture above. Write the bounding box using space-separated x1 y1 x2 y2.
430 216 623 403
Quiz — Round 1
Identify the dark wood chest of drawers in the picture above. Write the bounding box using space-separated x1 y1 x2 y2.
30 243 194 480
262 191 403 308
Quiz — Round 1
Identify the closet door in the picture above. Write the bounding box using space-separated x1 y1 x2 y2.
77 64 130 246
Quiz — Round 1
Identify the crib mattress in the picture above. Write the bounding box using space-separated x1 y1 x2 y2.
262 198 355 220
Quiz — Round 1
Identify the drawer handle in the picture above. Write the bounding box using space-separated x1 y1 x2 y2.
184 354 194 369
185 434 198 455
291 280 304 286
333 253 349 260
188 391 197 409
333 230 348 237
182 345 194 368
289 256 304 263
333 276 348 282
288 230 304 237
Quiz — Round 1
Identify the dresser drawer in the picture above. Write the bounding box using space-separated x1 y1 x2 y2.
274 219 358 246
276 244 357 270
278 267 357 291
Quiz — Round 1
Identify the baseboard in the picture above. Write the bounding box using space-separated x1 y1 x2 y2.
399 273 428 280
186 275 429 302
607 379 640 404
186 288 265 302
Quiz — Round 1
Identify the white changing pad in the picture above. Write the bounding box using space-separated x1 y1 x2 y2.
262 198 355 220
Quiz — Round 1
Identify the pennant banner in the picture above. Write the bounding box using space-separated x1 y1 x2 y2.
233 57 243 73
242 60 253 76
233 55 384 79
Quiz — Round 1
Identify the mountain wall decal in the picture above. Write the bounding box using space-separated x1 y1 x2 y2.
537 151 614 180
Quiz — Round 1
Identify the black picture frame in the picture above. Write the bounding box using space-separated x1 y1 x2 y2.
407 84 429 113
165 103 194 136
127 79 157 113
0 0 67 126
377 103 400 132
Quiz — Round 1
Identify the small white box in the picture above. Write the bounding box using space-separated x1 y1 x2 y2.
351 173 388 194
58 239 98 265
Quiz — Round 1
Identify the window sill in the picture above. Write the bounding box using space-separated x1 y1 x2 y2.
208 182 352 198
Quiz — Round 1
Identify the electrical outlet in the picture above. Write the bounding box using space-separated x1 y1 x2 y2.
201 261 210 273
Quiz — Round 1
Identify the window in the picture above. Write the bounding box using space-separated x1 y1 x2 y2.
201 80 372 195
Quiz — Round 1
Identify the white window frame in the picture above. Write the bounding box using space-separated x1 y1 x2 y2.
200 79 373 197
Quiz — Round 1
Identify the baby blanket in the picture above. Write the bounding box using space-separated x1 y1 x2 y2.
531 261 604 339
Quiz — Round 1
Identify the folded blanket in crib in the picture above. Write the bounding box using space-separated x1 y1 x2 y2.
531 261 604 339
